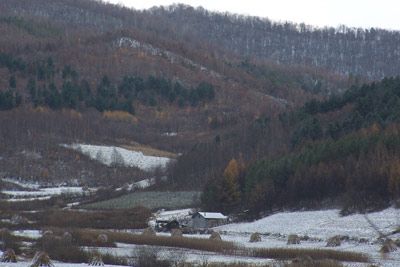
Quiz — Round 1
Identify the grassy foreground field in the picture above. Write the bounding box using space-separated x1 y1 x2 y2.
81 191 201 210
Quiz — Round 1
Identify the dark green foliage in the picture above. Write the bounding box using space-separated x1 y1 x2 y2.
0 53 215 113
0 53 26 73
0 90 20 110
118 75 215 108
294 77 400 145
203 77 400 214
8 75 16 88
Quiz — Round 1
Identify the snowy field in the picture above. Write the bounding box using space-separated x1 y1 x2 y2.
64 144 172 171
1 178 92 201
213 208 400 266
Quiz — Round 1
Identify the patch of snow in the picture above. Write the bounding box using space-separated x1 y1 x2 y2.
1 178 40 189
114 37 221 78
196 212 227 220
3 186 85 197
133 178 154 189
63 144 171 171
162 132 178 137
5 196 52 202
12 230 41 239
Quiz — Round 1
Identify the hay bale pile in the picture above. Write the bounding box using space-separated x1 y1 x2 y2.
0 249 17 263
209 232 222 241
249 232 261 243
326 235 341 247
29 251 54 267
380 239 397 253
142 227 156 236
287 234 301 245
171 229 183 237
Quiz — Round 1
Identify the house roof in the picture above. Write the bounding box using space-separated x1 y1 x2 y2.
195 212 227 220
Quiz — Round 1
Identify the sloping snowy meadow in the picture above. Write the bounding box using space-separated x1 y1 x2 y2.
64 144 172 171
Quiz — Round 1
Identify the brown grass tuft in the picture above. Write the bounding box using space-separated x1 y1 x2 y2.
103 110 138 123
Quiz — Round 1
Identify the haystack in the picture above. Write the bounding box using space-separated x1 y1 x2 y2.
29 251 54 267
89 253 104 266
326 235 341 247
142 227 156 236
209 232 222 241
249 232 261 243
380 239 397 253
287 234 301 245
96 234 108 244
171 229 183 237
63 231 73 243
42 230 54 239
0 249 17 263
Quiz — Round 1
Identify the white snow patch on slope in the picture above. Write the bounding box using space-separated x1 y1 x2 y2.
2 187 84 197
12 230 42 239
1 178 40 189
64 144 171 171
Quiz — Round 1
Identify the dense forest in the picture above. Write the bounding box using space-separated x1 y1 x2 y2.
201 78 400 216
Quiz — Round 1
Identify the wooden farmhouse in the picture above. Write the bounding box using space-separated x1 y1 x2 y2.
191 212 228 229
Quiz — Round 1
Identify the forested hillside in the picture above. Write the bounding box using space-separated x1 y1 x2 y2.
202 77 400 216
148 5 400 80
2 1 400 81
0 0 399 213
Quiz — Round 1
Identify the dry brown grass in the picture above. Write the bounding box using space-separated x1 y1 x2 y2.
71 230 369 264
103 110 138 123
285 259 344 267
31 207 151 229
74 230 236 254
122 143 177 158
252 248 369 263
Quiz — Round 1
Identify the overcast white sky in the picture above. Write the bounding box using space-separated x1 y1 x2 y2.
105 0 400 30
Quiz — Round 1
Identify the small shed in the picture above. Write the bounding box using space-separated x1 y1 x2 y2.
192 212 228 229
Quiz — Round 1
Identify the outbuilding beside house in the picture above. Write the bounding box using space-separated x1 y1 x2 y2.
192 212 228 229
